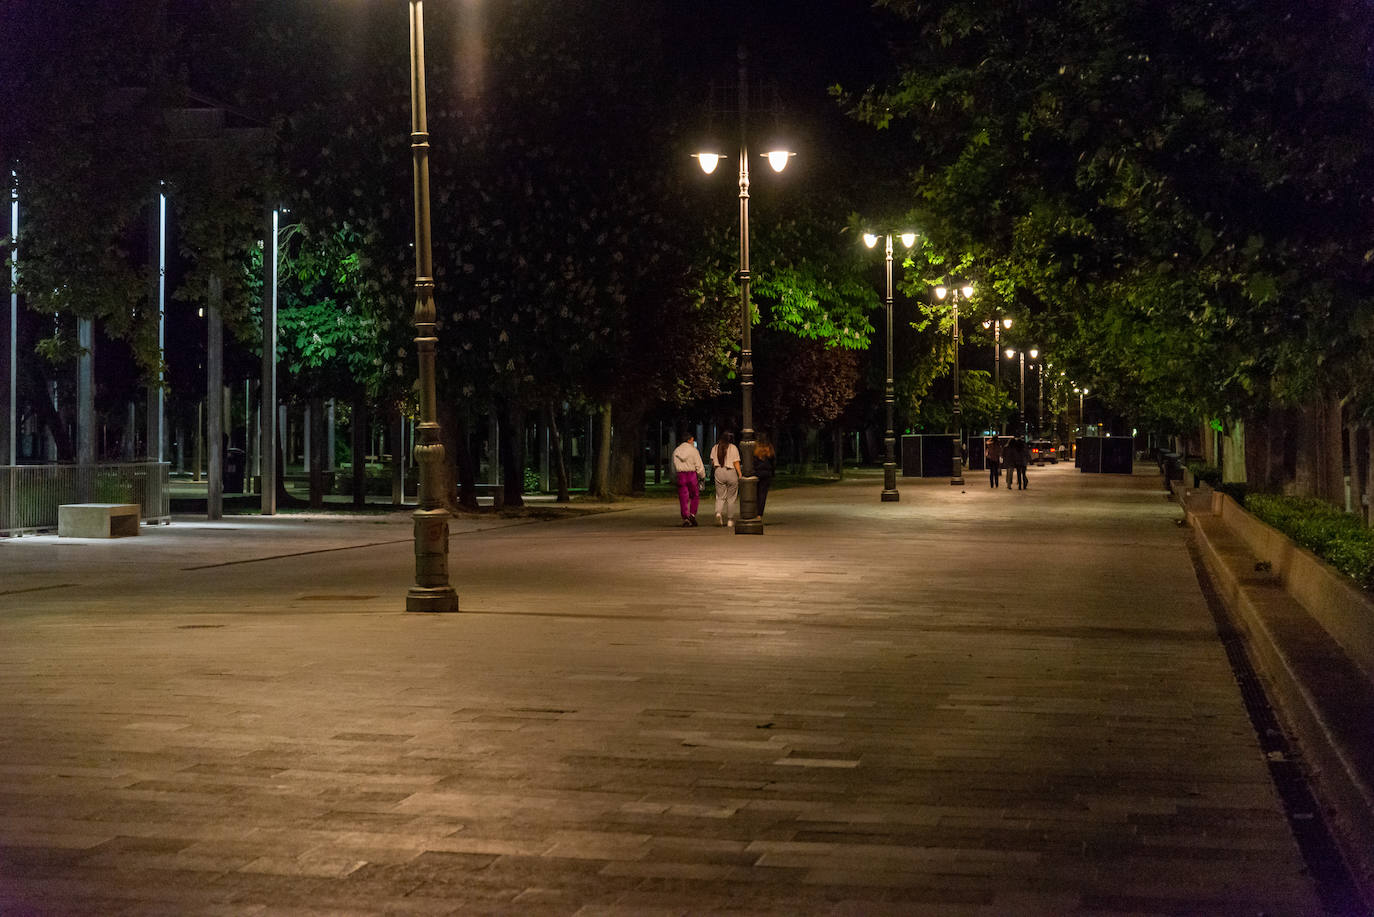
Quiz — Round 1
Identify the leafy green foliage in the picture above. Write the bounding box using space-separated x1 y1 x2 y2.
265 224 398 400
1246 494 1374 590
840 0 1374 431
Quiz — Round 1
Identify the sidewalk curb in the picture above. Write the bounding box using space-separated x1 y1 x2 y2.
1184 497 1374 902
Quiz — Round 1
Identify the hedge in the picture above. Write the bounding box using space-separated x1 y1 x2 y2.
1243 493 1374 591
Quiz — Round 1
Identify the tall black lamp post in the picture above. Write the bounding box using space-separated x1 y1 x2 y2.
981 315 1011 433
405 0 459 612
1005 347 1038 439
935 283 973 485
864 231 916 502
694 47 793 536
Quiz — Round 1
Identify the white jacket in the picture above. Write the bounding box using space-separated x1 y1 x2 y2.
671 441 706 477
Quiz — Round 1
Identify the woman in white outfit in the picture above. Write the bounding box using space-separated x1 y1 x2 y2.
711 431 742 527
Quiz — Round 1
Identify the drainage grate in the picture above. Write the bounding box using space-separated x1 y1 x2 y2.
1189 538 1366 915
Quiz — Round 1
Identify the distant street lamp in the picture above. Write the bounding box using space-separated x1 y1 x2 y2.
863 231 917 502
404 0 459 612
695 46 793 536
980 315 1012 401
935 283 974 485
1004 347 1038 438
1074 386 1089 438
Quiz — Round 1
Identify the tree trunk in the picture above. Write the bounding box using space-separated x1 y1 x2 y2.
275 437 292 505
501 401 526 508
351 391 367 509
608 402 645 496
439 401 478 512
546 400 571 503
832 425 844 479
308 395 325 509
593 400 613 501
1364 424 1374 526
27 365 74 461
1324 397 1345 509
390 405 404 506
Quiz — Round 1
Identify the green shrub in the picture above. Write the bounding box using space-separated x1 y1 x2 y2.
524 467 541 494
1245 493 1374 590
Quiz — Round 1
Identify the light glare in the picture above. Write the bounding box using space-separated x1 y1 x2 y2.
695 153 721 175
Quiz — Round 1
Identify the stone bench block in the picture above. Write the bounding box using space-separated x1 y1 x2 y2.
58 503 141 538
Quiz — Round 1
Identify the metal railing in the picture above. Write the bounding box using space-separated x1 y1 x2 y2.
1 462 171 536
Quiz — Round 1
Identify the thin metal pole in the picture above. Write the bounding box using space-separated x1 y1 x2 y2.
9 172 17 466
206 275 223 520
881 234 899 501
950 292 963 485
1019 352 1026 438
735 45 762 535
406 0 459 611
260 207 278 514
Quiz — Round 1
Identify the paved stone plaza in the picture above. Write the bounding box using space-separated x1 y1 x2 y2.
0 465 1341 914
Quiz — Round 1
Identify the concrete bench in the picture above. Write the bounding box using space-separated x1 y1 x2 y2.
58 503 141 538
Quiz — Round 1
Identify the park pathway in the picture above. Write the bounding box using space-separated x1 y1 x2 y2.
0 462 1337 914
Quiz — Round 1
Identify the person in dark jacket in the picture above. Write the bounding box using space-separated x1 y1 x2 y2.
1007 438 1030 490
753 435 776 518
985 436 1003 488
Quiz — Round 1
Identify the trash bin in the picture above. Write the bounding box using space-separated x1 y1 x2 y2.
224 447 246 493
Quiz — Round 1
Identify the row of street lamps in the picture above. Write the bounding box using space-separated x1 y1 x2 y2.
398 4 1077 605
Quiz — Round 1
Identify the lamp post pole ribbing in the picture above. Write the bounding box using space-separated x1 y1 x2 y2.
405 0 459 612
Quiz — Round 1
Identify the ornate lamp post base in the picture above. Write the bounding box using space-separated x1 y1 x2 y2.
406 587 459 613
406 508 458 613
735 475 763 535
881 462 900 501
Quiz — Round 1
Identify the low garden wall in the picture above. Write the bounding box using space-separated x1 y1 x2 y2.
1213 491 1374 683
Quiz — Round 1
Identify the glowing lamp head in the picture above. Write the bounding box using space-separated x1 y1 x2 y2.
934 286 948 300
1029 348 1038 359
764 149 794 172
899 232 917 248
1002 317 1012 328
862 233 879 249
1005 348 1016 359
693 152 723 175
961 284 975 299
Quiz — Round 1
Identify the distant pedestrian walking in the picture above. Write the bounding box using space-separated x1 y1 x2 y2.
1007 438 1030 490
985 436 1003 488
671 431 705 527
753 435 776 518
711 432 742 527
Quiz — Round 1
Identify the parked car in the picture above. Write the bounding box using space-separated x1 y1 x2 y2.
1029 439 1058 464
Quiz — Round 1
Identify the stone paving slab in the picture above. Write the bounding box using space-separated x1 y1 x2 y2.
0 465 1334 914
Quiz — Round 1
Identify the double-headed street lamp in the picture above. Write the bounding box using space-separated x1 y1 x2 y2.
980 316 1013 390
864 231 917 502
1073 386 1089 438
934 283 974 485
404 0 458 612
694 46 793 536
1004 347 1038 438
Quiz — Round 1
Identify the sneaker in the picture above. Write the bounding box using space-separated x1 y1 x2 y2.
682 519 692 527
689 515 699 527
715 514 723 526
727 519 734 528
